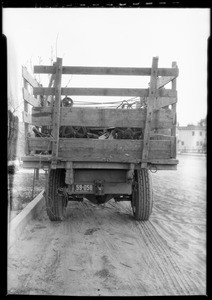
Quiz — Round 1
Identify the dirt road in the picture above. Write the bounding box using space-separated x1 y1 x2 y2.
8 154 206 296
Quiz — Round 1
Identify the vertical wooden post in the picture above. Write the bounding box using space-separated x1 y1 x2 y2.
51 58 63 169
171 61 177 158
44 62 56 107
141 57 159 168
23 70 29 155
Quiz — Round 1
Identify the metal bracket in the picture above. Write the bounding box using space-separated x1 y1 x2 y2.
126 163 135 183
95 180 105 195
65 162 74 185
51 158 57 169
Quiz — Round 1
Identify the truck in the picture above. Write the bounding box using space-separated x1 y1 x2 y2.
21 56 179 221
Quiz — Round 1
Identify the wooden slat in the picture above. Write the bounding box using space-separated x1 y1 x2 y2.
157 76 175 89
153 97 177 110
33 87 177 98
21 160 177 170
28 138 171 163
141 57 159 168
28 138 171 151
44 62 56 106
22 111 32 124
51 58 63 167
171 61 177 159
34 65 179 77
22 88 39 107
21 155 178 165
148 158 178 165
151 164 177 170
150 134 174 141
23 76 29 155
22 66 39 87
31 106 174 128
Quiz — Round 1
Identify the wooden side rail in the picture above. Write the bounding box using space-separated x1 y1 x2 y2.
171 62 178 158
22 67 41 155
51 58 63 168
24 106 175 129
141 57 159 168
21 157 178 170
22 57 178 164
34 65 179 77
27 138 173 163
33 87 177 98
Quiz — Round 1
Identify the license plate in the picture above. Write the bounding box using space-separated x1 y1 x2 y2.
73 184 94 193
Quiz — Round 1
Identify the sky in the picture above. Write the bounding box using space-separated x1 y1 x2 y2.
3 8 210 125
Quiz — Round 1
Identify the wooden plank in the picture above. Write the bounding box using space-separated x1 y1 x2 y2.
147 158 178 165
22 88 39 107
59 140 171 162
22 66 39 87
150 134 174 141
150 164 177 170
34 65 179 77
31 107 53 126
23 77 29 155
73 162 132 169
51 58 63 168
33 87 177 98
21 155 178 165
59 139 170 150
28 138 171 163
157 76 175 89
44 62 56 106
153 97 177 110
171 61 177 158
141 57 159 168
28 138 171 151
170 137 176 158
31 106 174 129
22 111 32 124
21 155 52 161
21 160 177 170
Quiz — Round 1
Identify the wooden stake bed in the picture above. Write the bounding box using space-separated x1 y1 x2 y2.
21 57 179 170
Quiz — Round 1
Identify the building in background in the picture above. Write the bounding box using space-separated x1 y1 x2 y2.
177 125 206 153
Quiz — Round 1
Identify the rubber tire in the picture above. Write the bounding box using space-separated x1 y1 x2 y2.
45 169 66 221
131 169 153 221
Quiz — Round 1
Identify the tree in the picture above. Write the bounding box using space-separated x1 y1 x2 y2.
198 117 206 127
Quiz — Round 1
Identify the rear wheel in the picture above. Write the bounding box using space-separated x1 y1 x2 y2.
45 169 67 221
131 169 153 221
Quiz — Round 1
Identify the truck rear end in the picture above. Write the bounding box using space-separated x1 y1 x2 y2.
21 56 179 221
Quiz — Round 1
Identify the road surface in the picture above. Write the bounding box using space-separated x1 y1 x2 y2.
8 154 206 296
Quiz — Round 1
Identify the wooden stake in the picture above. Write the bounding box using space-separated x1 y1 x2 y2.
23 76 29 155
141 57 159 168
51 58 62 169
171 61 177 158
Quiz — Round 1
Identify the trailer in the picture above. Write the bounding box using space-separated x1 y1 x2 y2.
21 56 179 221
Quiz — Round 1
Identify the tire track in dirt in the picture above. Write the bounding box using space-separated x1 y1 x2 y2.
85 207 150 295
80 200 186 295
137 220 204 295
151 219 206 274
117 200 205 295
81 198 205 295
62 200 154 295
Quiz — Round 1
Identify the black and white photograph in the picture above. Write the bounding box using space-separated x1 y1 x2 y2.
5 6 208 296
